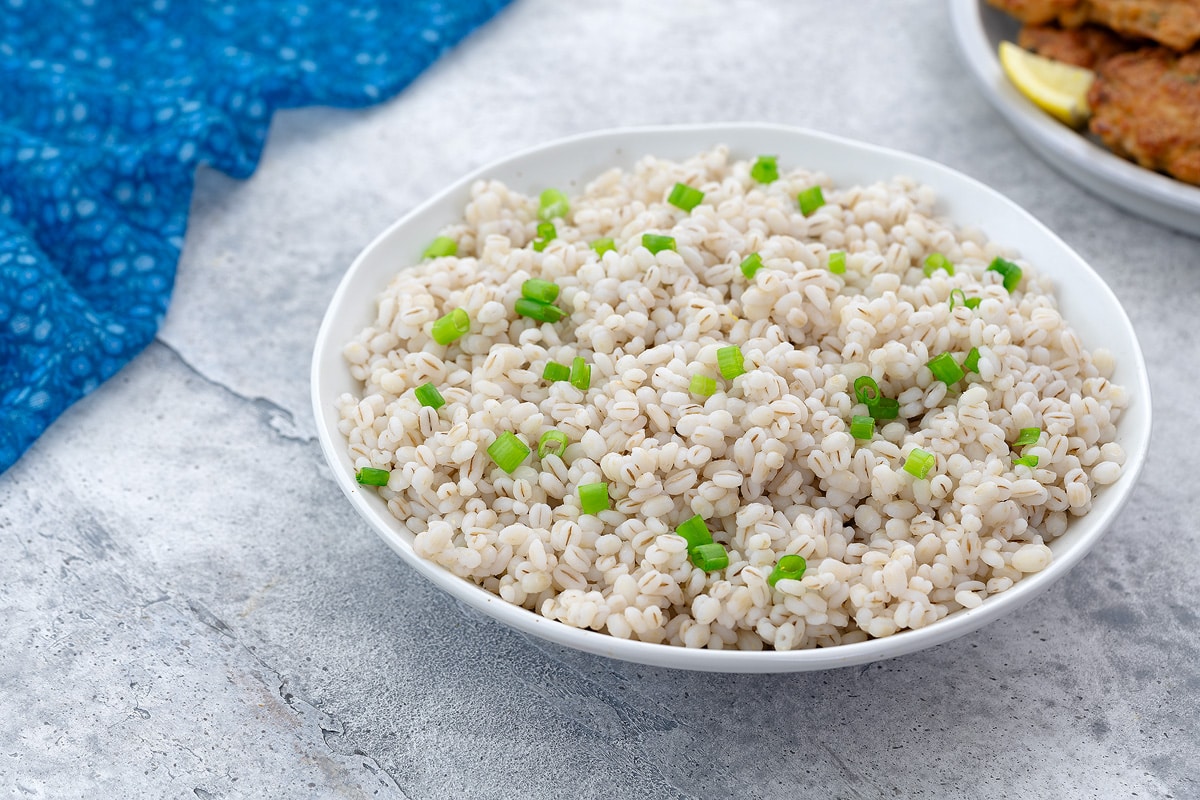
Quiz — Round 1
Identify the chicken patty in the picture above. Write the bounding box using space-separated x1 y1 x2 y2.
1088 48 1200 184
990 0 1200 51
1017 23 1137 68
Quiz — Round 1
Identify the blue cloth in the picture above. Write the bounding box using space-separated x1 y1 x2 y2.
0 0 510 472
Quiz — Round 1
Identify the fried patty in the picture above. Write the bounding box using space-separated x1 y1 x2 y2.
1017 23 1138 68
1088 48 1200 184
990 0 1200 51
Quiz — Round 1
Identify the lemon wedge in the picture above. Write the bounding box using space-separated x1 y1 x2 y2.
998 41 1095 128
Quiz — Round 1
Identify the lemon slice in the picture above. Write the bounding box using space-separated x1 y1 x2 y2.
998 41 1095 128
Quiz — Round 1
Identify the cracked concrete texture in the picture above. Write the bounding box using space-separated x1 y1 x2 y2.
4 0 1199 797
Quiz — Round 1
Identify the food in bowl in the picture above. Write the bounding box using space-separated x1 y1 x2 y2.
989 0 1200 185
335 146 1128 651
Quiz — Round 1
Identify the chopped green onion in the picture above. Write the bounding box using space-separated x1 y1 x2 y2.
690 374 717 397
949 288 968 309
578 482 610 515
423 236 457 259
853 375 881 405
850 415 875 440
1013 427 1041 447
522 278 559 304
542 361 570 382
668 182 705 212
642 233 676 254
740 252 763 279
532 221 557 252
923 252 955 276
927 352 965 385
676 515 713 549
414 382 445 409
355 467 390 486
515 297 566 323
868 397 900 420
988 256 1022 292
750 155 779 183
538 188 569 221
963 347 981 374
1013 454 1040 468
590 237 616 256
538 429 568 459
690 542 729 572
431 308 470 345
903 448 936 480
717 346 745 380
487 431 530 474
798 186 825 216
569 356 591 391
965 297 982 309
767 554 807 587
828 250 846 275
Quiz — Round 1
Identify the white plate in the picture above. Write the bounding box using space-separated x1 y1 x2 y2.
950 0 1200 237
311 124 1152 673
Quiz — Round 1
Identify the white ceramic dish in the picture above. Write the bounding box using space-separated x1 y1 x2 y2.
311 123 1152 673
950 0 1200 238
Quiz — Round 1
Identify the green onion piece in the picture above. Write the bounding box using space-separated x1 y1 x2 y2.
750 155 779 183
690 374 717 397
927 352 966 385
853 375 881 405
522 278 559 304
965 297 982 309
538 188 569 221
849 415 875 440
569 356 591 391
1013 454 1040 468
538 429 568 459
642 233 676 254
533 221 557 252
542 361 570 382
515 297 566 323
903 448 936 480
423 236 457 259
798 186 825 216
590 237 616 256
668 182 705 212
676 515 713 549
431 308 471 345
988 256 1023 292
578 482 610 515
767 554 807 587
868 397 900 420
414 382 445 410
740 252 763 279
923 252 955 276
355 467 390 486
717 346 745 380
690 542 729 572
963 347 981 374
487 432 530 474
828 250 846 275
1013 427 1041 447
949 288 967 309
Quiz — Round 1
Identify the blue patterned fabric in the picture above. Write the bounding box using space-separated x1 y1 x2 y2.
0 0 510 472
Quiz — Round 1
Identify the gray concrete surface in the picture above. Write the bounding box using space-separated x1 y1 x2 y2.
3 1 1197 797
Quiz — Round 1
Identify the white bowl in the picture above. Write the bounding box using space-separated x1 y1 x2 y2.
950 0 1200 237
311 124 1151 673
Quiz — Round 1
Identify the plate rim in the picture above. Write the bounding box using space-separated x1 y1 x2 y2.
948 0 1200 237
311 122 1152 673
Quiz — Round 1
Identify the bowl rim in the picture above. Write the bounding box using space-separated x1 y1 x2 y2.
311 122 1152 673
